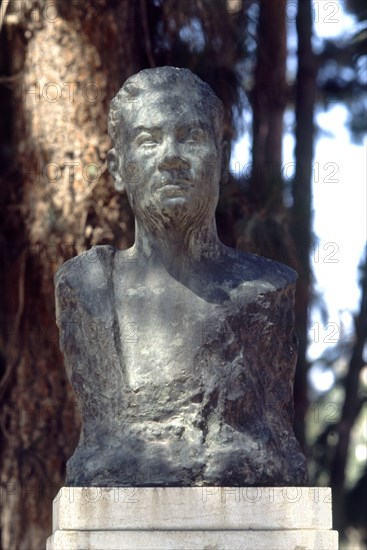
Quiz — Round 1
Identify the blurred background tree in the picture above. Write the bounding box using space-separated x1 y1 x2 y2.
0 0 365 548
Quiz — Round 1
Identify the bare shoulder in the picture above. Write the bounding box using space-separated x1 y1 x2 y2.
54 245 116 292
222 245 297 291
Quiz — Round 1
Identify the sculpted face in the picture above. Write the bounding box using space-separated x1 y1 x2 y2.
108 75 227 230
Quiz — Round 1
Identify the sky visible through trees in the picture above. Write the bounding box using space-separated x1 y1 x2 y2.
231 1 366 387
230 2 367 510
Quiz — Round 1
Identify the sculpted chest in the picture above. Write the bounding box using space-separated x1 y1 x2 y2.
56 246 294 402
97 255 279 391
114 276 212 390
55 246 307 486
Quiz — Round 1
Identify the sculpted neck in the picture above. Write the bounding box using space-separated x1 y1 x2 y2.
132 216 222 269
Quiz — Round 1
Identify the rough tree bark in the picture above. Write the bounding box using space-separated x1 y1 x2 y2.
0 1 143 548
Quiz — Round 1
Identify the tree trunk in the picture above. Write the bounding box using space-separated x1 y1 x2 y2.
236 0 294 318
250 0 287 209
0 1 141 547
292 0 317 449
235 0 294 268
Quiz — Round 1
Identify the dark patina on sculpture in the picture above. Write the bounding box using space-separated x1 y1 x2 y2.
55 67 307 487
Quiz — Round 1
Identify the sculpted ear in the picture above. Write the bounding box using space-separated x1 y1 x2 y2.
107 148 125 192
221 140 230 184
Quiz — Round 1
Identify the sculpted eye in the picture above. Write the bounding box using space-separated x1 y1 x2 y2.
185 128 205 143
137 133 159 147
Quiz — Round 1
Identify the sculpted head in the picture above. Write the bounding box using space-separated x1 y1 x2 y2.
107 67 228 228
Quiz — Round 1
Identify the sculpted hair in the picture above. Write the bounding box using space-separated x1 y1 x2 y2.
108 66 224 148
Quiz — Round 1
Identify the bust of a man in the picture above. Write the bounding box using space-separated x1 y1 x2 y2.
55 67 307 486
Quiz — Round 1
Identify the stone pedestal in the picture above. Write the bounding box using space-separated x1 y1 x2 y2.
47 487 338 550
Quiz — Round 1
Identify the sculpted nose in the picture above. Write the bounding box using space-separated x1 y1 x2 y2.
158 138 189 170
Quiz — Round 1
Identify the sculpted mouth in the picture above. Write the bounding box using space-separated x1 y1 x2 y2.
162 181 190 187
160 177 192 189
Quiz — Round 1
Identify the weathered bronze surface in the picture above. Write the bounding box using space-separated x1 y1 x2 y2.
55 67 307 486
